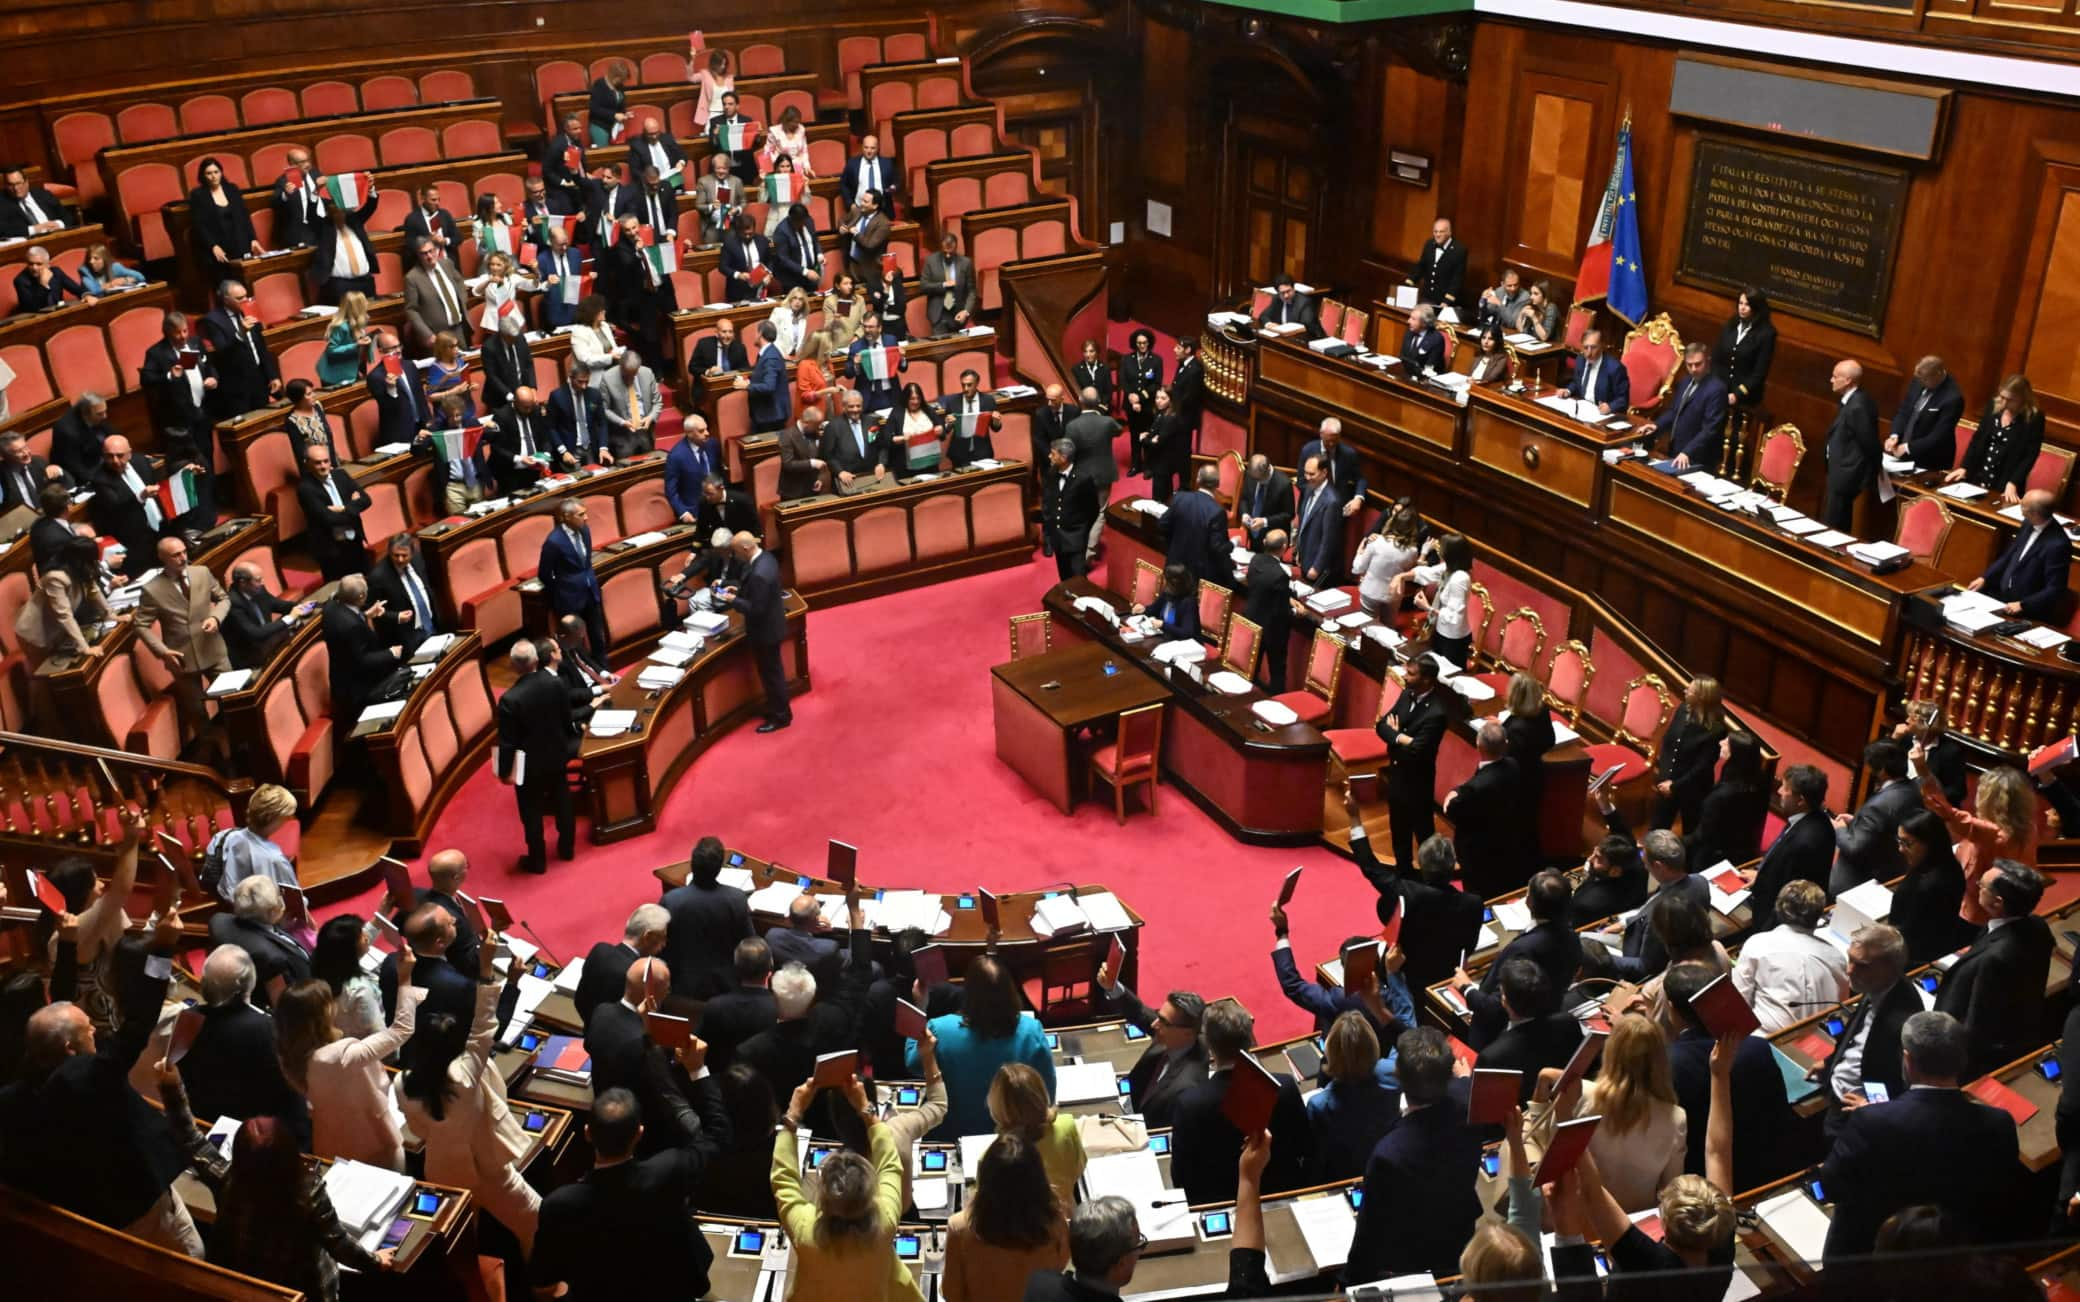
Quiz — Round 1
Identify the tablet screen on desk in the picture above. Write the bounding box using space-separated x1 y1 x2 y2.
523 1111 548 1133
1149 1133 1171 1155
896 1086 923 1107
730 1229 766 1258
728 852 744 866
920 1149 949 1172
1123 1023 1148 1041
411 1191 442 1217
894 1234 922 1260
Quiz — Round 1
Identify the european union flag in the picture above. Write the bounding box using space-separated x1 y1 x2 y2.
1607 124 1649 325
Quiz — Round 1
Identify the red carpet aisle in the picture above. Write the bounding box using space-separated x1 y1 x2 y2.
319 545 1375 1043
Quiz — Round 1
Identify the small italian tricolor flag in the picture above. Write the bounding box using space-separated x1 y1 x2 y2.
855 344 901 383
641 241 678 281
481 295 524 331
715 120 760 152
905 428 942 470
534 213 580 245
763 171 805 205
322 172 372 209
428 425 483 463
480 221 519 257
562 270 591 306
155 466 203 518
958 411 988 441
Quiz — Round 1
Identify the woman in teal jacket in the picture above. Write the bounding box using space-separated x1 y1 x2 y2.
905 954 1054 1138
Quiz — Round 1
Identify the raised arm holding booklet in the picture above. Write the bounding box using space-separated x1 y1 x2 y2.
813 1050 859 1089
1690 972 1761 1039
1277 866 1303 906
827 840 858 890
645 1011 691 1052
1468 1069 1523 1125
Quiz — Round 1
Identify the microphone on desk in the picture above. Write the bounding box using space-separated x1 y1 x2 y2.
1045 880 1081 901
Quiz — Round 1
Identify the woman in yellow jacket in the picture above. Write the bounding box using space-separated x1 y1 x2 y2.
987 1062 1086 1209
772 1073 924 1302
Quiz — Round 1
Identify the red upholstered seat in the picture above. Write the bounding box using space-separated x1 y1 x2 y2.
53 112 116 172
316 134 378 174
852 505 912 574
640 53 688 84
249 142 300 184
885 32 929 60
115 103 177 144
239 88 298 125
399 727 434 815
838 37 882 110
1894 495 1953 565
618 479 672 535
442 120 502 158
418 687 459 772
738 43 786 76
1271 628 1343 726
913 493 967 560
808 138 847 177
0 346 51 414
1009 612 1051 660
499 514 554 577
1089 702 1164 824
47 325 117 400
419 70 475 103
601 568 659 644
448 663 493 744
293 640 332 719
789 519 849 588
1324 727 1388 767
1583 674 1676 787
179 94 237 135
970 482 1025 549
301 81 358 117
249 272 304 325
116 162 183 259
106 306 164 393
361 75 417 110
1581 742 1650 787
1751 424 1806 499
289 716 335 799
379 126 440 166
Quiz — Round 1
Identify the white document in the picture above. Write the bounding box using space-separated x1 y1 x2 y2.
1208 670 1254 695
551 957 585 994
1053 1061 1120 1104
1392 284 1419 310
373 441 414 456
1304 587 1353 613
1448 675 1496 702
411 632 458 663
1880 456 1917 475
323 1159 414 1233
1252 699 1300 726
1150 639 1206 665
959 1132 997 1180
911 1176 950 1211
1754 1189 1833 1266
1846 541 1909 565
717 866 756 893
637 666 685 690
660 629 706 652
1033 894 1089 935
1491 899 1534 932
358 700 407 725
1289 1193 1357 1270
588 710 638 737
648 646 696 667
1832 879 1894 935
2017 625 2072 650
513 972 556 1019
207 669 254 695
1080 891 1133 932
622 530 670 548
1805 529 1856 548
747 882 804 916
1937 482 1989 501
1363 624 1404 650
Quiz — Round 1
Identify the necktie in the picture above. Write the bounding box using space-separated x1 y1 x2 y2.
15 466 33 504
23 194 45 226
1676 380 1692 413
650 192 665 232
517 416 535 458
324 474 343 509
342 230 365 278
853 422 866 461
434 268 460 325
574 393 588 447
404 566 434 632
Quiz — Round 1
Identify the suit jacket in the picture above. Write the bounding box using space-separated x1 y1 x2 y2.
599 366 661 457
839 155 901 206
1935 915 2053 1076
86 459 163 574
695 986 777 1073
200 308 279 418
478 334 535 412
1747 812 1836 931
746 343 790 428
387 888 480 976
1256 293 1323 339
1171 356 1205 430
52 410 115 485
403 261 471 340
694 487 759 544
1614 872 1708 979
1161 489 1228 583
1141 411 1190 482
538 524 602 616
1819 1085 2024 1260
627 132 688 182
401 204 461 259
1065 409 1119 489
205 913 312 1006
176 1000 309 1146
321 598 400 720
271 171 327 247
688 335 749 377
1298 439 1367 510
766 927 843 988
366 556 439 649
486 402 554 491
12 265 85 312
1465 920 1582 1043
1892 374 1966 470
544 132 588 197
1825 389 1882 498
775 422 824 499
310 197 379 283
1169 1068 1311 1206
1447 757 1529 899
1239 551 1293 650
225 586 297 667
136 566 231 675
717 233 772 304
0 456 64 516
295 468 371 564
619 184 682 239
367 364 432 447
497 667 579 787
662 880 755 999
1346 1081 1482 1282
135 343 214 446
728 549 788 645
1669 1027 1790 1192
546 385 610 462
1400 326 1446 376
1410 238 1467 306
1378 684 1449 804
663 438 721 519
1981 519 2072 620
1042 464 1100 547
820 415 887 478
1961 404 2045 497
1292 482 1344 581
771 218 824 290
1833 778 1923 890
690 173 739 243
1713 319 1775 406
584 999 702 1153
1567 354 1631 410
1238 470 1296 540
1071 360 1113 407
0 187 71 240
1655 372 1729 467
1819 977 1918 1123
1475 1011 1585 1100
941 390 997 467
1891 855 1970 967
537 245 585 329
1102 985 1209 1128
921 252 977 333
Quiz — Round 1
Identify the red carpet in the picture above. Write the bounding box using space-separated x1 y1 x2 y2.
320 520 1365 1046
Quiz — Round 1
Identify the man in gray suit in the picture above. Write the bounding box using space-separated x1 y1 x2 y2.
402 237 470 350
599 350 662 459
920 232 978 336
1831 740 1924 895
691 152 739 246
1066 387 1119 566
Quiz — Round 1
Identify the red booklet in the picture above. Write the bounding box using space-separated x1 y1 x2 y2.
1710 868 1747 894
813 1049 858 1089
376 855 414 909
26 870 66 914
827 840 858 890
167 1007 205 1064
894 997 928 1041
552 1039 591 1072
1340 939 1378 991
1690 972 1761 1039
1966 1075 2040 1126
645 1011 690 1052
1793 1030 1835 1065
1468 1068 1523 1125
382 354 404 377
2029 735 2078 777
880 253 899 277
478 896 514 932
1348 771 1379 804
1105 931 1126 977
912 943 948 991
1553 1027 1608 1099
1446 1036 1478 1070
977 888 1000 930
1277 865 1302 906
1379 903 1403 949
1532 1114 1602 1184
1221 1052 1281 1136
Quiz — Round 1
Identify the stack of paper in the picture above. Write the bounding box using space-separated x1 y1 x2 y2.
358 700 407 725
1448 676 1496 702
1081 891 1133 932
686 610 731 635
1206 311 1250 327
636 665 684 691
1704 860 1752 915
1491 899 1534 932
1940 588 2007 634
1304 588 1353 613
659 629 706 653
1363 624 1404 649
1829 878 1894 941
1754 1189 1832 1266
1081 1150 1193 1251
1259 321 1305 336
207 669 254 696
717 865 756 892
1335 611 1372 629
1071 595 1121 626
1880 455 1917 475
1207 670 1254 695
2016 626 2072 650
1288 1193 1357 1270
1778 517 1826 536
467 497 512 515
513 972 556 1020
1807 529 1856 548
412 632 458 663
1053 1061 1120 1104
2000 501 2078 526
1847 541 1909 565
1150 639 1205 665
876 890 948 935
816 893 878 930
1131 498 1168 518
324 1160 414 1235
648 645 696 667
551 958 586 994
1307 335 1347 353
1252 699 1300 726
588 710 638 737
1032 894 1090 936
622 530 670 549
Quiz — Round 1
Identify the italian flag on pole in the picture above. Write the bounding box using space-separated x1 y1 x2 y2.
855 343 901 383
155 466 202 519
763 171 805 205
428 425 483 463
322 172 372 209
716 120 760 152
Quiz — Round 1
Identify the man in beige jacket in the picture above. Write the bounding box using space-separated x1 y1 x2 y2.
136 535 231 752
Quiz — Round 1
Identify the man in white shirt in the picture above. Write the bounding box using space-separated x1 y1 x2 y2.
1817 923 1913 1135
1730 881 1849 1033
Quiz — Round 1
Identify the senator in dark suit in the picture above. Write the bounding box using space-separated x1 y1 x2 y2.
1973 490 2071 620
224 565 303 668
1665 961 1793 1192
1819 1009 2027 1261
539 499 606 659
1138 403 1191 503
0 440 66 517
294 447 371 581
1399 307 1447 377
1292 467 1343 587
12 254 88 313
1819 928 1917 1136
1832 740 1923 895
178 967 309 1148
1345 1031 1481 1283
1442 729 1528 899
547 373 611 466
1098 979 1209 1128
1566 331 1631 413
496 640 579 872
478 323 534 412
85 437 166 578
1746 764 1834 931
1168 1004 1311 1206
1239 537 1295 691
663 841 756 999
199 291 281 420
1887 358 1966 470
1822 360 1882 531
140 322 217 459
1461 872 1580 1045
745 327 790 433
1160 466 1228 584
696 960 777 1073
400 191 461 264
52 394 118 486
366 537 441 655
206 901 313 1008
1611 839 1705 980
1377 657 1450 872
1255 279 1323 338
311 195 380 304
1236 456 1295 547
0 169 72 239
1642 345 1728 470
821 398 889 491
725 536 792 731
321 578 400 722
1349 813 1483 993
1935 862 2053 1076
1041 442 1100 581
1298 432 1367 512
584 967 702 1155
1407 219 1468 307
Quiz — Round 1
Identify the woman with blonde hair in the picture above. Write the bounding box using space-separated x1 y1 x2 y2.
769 284 812 356
1651 675 1728 834
1917 757 2036 926
1352 498 1421 616
1566 1013 1686 1213
1948 374 2044 506
569 294 624 374
764 104 814 176
773 1072 924 1301
1303 1010 1397 1184
318 289 374 386
77 243 146 294
476 250 533 339
1503 670 1558 819
987 1061 1085 1207
274 968 421 1170
942 1133 1068 1302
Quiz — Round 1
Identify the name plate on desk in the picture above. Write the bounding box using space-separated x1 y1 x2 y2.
1676 136 1908 336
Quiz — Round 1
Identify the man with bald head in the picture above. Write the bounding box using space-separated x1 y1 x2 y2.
1886 355 1964 471
322 572 402 722
367 328 431 448
583 956 706 1152
224 561 312 667
719 530 791 732
1033 382 1074 483
1973 489 2073 620
86 433 169 578
390 848 482 974
488 384 550 493
820 390 887 493
137 534 231 751
0 911 200 1255
379 900 517 1048
296 442 372 581
179 944 310 1147
576 903 671 1026
1823 358 1880 530
498 638 579 873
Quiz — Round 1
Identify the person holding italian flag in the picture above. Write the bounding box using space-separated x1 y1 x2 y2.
315 174 380 306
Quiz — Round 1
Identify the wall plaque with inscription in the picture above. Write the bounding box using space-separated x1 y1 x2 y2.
1676 136 1910 336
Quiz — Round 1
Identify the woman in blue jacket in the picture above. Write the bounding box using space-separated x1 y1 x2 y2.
906 954 1053 1138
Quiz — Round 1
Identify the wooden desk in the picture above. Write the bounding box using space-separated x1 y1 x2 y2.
990 640 1170 816
517 521 699 652
769 458 1031 606
354 629 494 852
576 585 810 842
1889 471 2030 581
1044 579 1331 844
1898 591 2080 760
